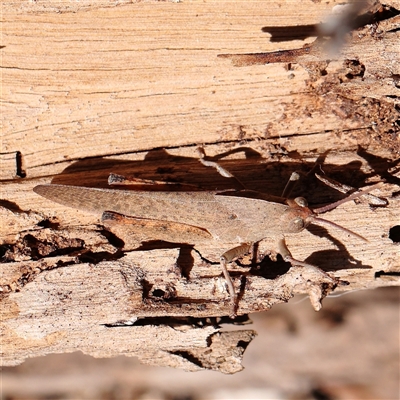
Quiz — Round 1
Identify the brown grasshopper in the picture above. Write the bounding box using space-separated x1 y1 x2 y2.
33 152 381 317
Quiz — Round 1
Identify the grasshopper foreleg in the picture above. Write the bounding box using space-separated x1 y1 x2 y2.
281 172 300 198
277 237 340 311
277 237 336 281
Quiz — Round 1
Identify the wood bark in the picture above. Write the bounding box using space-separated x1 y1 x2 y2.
1 0 399 372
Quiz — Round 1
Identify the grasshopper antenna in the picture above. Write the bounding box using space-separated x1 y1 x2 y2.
310 216 368 242
312 182 383 214
308 182 383 242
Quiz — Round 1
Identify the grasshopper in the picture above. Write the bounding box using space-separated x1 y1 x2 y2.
33 152 381 317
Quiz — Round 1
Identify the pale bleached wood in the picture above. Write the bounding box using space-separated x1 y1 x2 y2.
1 251 255 372
1 155 399 369
1 0 399 372
3 0 399 172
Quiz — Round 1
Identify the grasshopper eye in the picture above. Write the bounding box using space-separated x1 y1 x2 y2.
294 197 308 207
289 217 305 232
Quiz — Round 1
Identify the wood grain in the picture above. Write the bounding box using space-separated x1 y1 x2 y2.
1 0 399 372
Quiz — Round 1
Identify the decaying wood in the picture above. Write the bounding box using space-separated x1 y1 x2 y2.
1 0 399 372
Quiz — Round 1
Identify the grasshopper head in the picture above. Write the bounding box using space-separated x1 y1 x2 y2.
282 197 314 233
283 195 368 242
